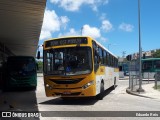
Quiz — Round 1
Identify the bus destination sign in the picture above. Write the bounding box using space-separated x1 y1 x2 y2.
45 37 88 47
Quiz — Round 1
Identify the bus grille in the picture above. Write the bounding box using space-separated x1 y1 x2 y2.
54 92 81 96
50 78 84 84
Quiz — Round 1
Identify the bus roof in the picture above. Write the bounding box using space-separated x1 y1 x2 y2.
92 38 117 58
44 36 118 58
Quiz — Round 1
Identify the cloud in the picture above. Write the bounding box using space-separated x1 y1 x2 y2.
101 20 113 32
82 24 101 39
60 16 70 29
103 0 109 4
119 23 134 32
59 25 101 39
82 25 108 43
58 28 80 37
40 9 69 40
50 0 109 12
59 25 108 44
40 31 52 40
100 37 108 43
100 13 107 20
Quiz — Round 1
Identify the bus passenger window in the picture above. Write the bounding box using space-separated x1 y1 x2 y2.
142 61 152 70
154 60 160 69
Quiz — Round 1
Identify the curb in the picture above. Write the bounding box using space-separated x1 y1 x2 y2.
126 88 154 99
37 74 43 77
119 78 129 80
119 77 129 80
37 75 43 77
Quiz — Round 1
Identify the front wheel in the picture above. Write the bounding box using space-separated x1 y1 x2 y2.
96 82 104 100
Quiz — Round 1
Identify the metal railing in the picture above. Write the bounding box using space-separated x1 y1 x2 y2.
128 60 160 91
155 72 160 89
129 71 160 91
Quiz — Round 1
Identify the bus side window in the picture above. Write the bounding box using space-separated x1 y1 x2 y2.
154 60 160 69
92 41 99 72
143 61 152 70
103 51 107 65
98 47 103 64
106 52 109 66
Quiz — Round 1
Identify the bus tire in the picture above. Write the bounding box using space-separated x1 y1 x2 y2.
3 83 10 92
31 86 37 91
3 86 9 92
96 82 104 100
113 77 116 90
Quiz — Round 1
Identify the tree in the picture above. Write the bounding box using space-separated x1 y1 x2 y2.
37 61 43 73
153 49 160 58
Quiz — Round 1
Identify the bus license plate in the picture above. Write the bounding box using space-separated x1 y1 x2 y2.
63 91 71 95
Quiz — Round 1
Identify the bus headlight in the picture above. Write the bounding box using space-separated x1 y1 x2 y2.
82 81 94 89
46 84 53 90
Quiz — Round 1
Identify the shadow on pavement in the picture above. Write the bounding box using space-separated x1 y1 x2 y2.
0 88 40 120
39 85 117 106
39 97 98 105
103 85 118 98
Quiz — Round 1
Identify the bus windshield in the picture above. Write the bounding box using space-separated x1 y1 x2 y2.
8 57 36 76
44 47 92 76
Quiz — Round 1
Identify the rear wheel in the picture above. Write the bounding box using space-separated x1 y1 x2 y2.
31 86 37 91
96 82 104 100
113 77 116 90
3 81 10 92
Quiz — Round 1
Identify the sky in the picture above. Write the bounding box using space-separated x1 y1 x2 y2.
38 0 160 57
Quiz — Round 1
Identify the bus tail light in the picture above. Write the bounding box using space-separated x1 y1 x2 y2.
82 81 94 89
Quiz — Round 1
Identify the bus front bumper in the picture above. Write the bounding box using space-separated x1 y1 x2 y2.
45 84 95 97
8 76 37 88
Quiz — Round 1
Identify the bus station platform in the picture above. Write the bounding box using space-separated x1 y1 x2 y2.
126 83 160 100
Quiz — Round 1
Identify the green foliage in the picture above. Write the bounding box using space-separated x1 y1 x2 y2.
153 85 160 91
153 50 160 58
37 61 43 72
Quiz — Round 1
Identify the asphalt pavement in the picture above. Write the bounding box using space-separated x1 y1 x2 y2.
1 75 160 120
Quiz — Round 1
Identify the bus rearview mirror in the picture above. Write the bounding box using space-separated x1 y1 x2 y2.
37 51 40 59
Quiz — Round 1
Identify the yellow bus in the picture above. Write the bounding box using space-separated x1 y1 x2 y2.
43 36 119 100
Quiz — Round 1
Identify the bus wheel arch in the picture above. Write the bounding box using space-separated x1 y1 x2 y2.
96 79 104 100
